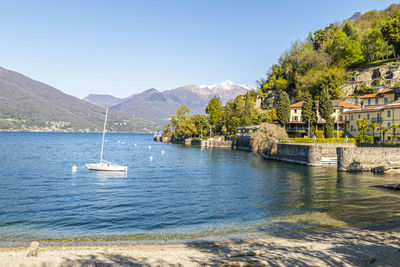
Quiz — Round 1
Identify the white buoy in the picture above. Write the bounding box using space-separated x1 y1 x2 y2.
71 165 77 172
118 140 120 143
122 142 125 144
149 156 153 161
161 150 165 154
134 144 137 146
148 145 152 149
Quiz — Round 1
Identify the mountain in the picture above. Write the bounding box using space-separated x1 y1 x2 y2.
0 66 157 132
85 81 254 123
111 88 181 124
83 94 122 108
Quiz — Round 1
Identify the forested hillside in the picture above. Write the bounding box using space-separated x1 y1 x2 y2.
258 3 400 102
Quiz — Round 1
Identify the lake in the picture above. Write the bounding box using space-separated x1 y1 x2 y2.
1 132 400 242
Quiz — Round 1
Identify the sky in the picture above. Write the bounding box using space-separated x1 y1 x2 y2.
0 0 397 98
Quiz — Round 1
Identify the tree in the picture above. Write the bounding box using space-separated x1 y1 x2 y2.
205 96 224 135
381 13 400 57
380 126 389 143
170 105 197 137
369 122 380 142
192 114 209 139
362 28 387 62
391 123 400 143
301 91 314 137
276 91 290 125
240 93 252 126
357 118 369 141
318 87 334 137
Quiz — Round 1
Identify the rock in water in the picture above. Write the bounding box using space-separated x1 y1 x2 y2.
26 241 39 257
371 166 385 173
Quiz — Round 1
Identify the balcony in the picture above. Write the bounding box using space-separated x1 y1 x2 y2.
371 117 383 123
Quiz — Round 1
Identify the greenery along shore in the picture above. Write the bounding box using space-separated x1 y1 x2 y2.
164 4 400 140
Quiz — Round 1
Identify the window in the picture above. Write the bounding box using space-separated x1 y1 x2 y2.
368 99 371 105
367 114 370 119
388 122 391 128
340 116 343 121
375 98 379 105
351 115 353 120
385 98 388 105
388 110 391 117
351 125 353 131
358 114 361 119
294 116 298 121
294 109 297 113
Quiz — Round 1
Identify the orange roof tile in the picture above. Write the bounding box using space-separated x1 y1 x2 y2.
290 100 359 109
360 88 395 99
290 101 303 108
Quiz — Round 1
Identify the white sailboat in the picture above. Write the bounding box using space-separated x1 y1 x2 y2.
86 108 127 172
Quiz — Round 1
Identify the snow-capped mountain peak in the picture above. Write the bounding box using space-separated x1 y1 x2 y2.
200 80 254 91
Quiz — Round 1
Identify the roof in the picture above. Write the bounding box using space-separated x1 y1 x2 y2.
382 99 400 109
360 89 395 99
290 100 360 109
341 106 383 114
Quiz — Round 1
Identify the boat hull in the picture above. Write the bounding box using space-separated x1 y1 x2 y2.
86 163 127 172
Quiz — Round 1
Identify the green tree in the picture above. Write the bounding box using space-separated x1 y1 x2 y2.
276 91 290 125
357 118 369 140
319 87 334 137
240 93 252 126
325 117 335 138
391 123 400 143
381 13 400 56
192 114 209 139
369 122 380 143
380 126 389 143
301 91 314 137
205 96 224 135
362 28 387 62
171 105 197 137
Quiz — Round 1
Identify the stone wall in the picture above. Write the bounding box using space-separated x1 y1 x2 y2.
232 136 252 151
337 147 400 171
293 143 356 157
262 144 322 167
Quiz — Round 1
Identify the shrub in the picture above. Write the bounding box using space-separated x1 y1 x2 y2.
251 123 288 154
315 130 324 138
333 130 345 138
281 138 356 144
355 134 374 144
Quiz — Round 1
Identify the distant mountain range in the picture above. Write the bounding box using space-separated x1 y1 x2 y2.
0 66 157 132
84 80 254 123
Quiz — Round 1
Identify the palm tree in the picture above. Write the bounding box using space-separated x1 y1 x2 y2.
380 126 389 143
391 123 400 143
369 122 380 144
357 118 369 141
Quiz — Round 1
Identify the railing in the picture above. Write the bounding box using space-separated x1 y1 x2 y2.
371 117 383 123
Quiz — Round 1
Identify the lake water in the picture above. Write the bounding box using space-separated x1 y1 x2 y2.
1 132 400 242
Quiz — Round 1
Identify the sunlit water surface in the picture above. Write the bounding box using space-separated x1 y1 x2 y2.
1 132 400 241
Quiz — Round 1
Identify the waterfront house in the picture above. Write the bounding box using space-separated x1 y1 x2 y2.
343 99 400 141
360 88 395 107
287 100 360 137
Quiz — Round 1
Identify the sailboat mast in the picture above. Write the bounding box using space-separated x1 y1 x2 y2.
100 108 109 162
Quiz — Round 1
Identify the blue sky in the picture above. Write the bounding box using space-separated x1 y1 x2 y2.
0 0 396 98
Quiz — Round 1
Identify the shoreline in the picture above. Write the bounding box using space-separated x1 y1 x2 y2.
2 225 400 266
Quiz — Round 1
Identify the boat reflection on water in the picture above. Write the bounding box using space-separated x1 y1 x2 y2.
93 170 128 179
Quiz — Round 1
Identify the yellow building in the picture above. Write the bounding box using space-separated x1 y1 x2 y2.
342 88 400 141
287 100 360 137
360 89 395 107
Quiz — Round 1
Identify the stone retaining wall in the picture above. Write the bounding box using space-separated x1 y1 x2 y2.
337 147 400 171
293 143 355 157
232 136 252 151
262 144 322 167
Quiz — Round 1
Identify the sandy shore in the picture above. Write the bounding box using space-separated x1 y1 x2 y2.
1 227 400 266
